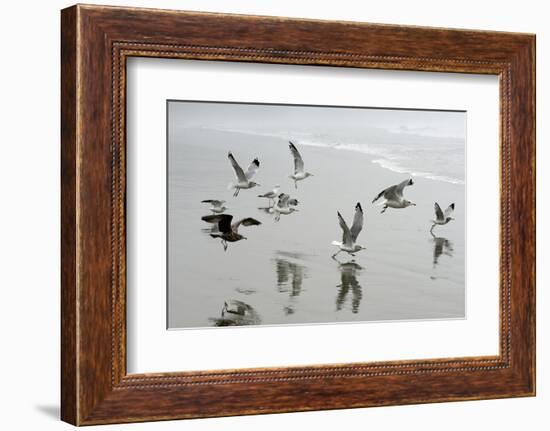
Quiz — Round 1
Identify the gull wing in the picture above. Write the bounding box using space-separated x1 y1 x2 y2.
277 193 291 208
350 202 364 242
228 152 247 182
372 186 392 203
201 214 233 233
337 211 353 247
245 158 260 180
444 203 455 218
289 141 304 174
394 178 414 197
434 202 444 221
232 217 262 232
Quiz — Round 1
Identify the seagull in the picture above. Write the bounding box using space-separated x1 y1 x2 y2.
257 185 280 206
274 193 299 221
331 202 365 258
430 202 455 233
201 214 261 251
227 152 260 197
372 178 416 213
288 141 313 189
201 199 227 214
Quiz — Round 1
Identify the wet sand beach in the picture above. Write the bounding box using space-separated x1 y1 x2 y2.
168 127 465 328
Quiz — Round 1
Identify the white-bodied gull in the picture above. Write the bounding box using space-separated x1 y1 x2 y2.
430 202 455 233
372 178 416 213
201 213 261 251
274 193 299 222
331 202 365 258
201 199 227 214
257 185 280 206
288 141 313 189
227 152 260 197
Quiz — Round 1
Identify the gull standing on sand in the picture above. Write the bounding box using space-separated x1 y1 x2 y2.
331 202 365 258
227 152 260 197
257 185 280 206
274 193 299 222
372 178 416 213
201 214 261 251
288 141 313 189
430 202 455 233
200 199 227 214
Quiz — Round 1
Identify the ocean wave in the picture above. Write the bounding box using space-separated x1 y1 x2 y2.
202 127 465 185
296 140 465 185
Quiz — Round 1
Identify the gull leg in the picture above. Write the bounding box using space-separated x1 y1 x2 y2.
222 240 228 251
294 180 298 190
380 205 388 214
332 249 342 258
233 188 240 197
430 224 435 234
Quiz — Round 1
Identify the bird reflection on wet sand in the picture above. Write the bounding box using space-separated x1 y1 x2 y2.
209 299 261 327
333 257 363 314
274 252 308 315
431 232 454 268
275 255 306 297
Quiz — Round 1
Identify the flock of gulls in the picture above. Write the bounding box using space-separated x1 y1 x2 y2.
200 140 456 256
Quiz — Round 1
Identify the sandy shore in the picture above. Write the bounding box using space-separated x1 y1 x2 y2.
168 128 465 328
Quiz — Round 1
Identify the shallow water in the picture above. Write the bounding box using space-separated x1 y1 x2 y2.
167 126 465 329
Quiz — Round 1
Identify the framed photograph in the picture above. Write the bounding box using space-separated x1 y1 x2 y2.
61 4 535 425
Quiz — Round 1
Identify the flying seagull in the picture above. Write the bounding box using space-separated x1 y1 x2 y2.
430 202 455 233
228 152 260 197
257 185 280 206
201 214 261 251
201 199 227 214
372 178 416 213
331 202 365 258
288 141 313 189
274 193 299 222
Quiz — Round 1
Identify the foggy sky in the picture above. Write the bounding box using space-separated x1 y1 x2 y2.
168 100 466 140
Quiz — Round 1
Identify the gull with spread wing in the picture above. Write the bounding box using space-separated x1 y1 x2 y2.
372 178 416 213
227 152 260 197
331 202 365 258
288 141 313 189
430 202 455 233
201 214 261 251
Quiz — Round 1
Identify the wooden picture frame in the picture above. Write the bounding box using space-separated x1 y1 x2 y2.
61 4 535 425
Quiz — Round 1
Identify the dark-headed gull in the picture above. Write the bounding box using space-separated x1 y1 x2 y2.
372 178 416 213
332 202 365 257
430 202 455 233
288 141 313 189
227 152 260 197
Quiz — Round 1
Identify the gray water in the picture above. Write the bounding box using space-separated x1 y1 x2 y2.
167 102 466 329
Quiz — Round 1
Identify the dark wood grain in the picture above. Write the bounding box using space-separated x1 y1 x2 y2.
61 4 535 425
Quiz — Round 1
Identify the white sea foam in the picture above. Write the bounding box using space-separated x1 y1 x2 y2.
203 127 465 185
